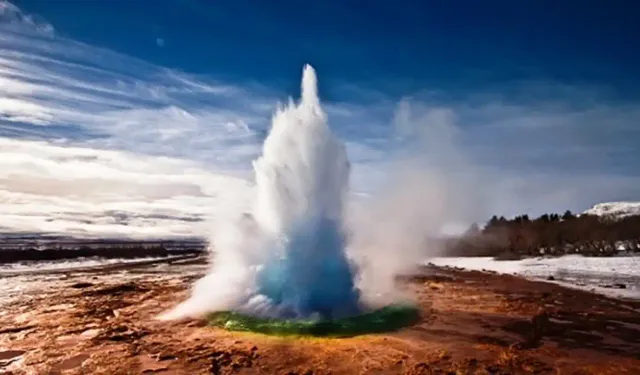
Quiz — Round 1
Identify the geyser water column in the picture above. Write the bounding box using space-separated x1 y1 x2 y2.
162 65 419 333
251 64 360 319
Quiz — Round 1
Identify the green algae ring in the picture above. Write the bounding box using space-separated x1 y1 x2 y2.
207 304 420 337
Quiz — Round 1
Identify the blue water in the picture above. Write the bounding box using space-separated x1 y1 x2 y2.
256 216 360 319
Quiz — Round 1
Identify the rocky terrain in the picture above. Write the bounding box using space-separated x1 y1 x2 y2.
1 259 639 374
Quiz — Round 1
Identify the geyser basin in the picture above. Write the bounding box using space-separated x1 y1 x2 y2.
207 304 420 337
163 64 416 325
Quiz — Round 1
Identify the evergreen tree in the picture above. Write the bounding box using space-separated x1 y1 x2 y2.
562 210 575 220
486 215 499 229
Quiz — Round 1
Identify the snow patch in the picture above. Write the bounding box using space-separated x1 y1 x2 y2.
428 255 640 300
584 202 640 219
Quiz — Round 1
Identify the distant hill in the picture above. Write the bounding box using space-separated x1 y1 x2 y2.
584 202 640 219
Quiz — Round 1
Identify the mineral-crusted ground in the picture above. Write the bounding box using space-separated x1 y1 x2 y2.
1 258 639 374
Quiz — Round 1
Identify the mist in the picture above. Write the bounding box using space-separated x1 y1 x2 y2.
347 99 487 303
161 68 489 321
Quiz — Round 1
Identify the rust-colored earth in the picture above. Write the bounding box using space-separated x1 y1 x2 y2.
1 260 639 374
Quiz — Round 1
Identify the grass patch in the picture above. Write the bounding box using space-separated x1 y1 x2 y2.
206 304 420 337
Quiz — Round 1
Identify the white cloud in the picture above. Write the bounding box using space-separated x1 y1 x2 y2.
0 138 253 238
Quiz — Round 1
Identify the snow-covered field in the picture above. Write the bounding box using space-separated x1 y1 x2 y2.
428 255 640 299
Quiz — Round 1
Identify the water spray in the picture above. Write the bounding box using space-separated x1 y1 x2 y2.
161 65 418 335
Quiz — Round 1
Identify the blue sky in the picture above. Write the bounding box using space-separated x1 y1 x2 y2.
16 0 640 99
0 0 639 236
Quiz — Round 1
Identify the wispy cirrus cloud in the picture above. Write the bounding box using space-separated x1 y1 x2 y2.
0 24 273 171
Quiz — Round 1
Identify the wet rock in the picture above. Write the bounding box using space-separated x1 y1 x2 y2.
87 282 143 296
413 362 431 374
45 303 75 313
139 355 169 373
0 325 36 335
56 328 101 346
185 319 207 327
0 350 25 361
601 284 626 289
56 334 82 346
142 368 168 374
70 282 94 289
52 354 89 372
81 328 101 338
97 325 148 342
209 349 257 375
157 353 177 361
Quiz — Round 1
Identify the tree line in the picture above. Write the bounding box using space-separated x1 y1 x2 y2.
448 211 640 259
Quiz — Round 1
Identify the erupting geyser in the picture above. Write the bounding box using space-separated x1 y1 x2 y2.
252 64 360 319
162 65 418 332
